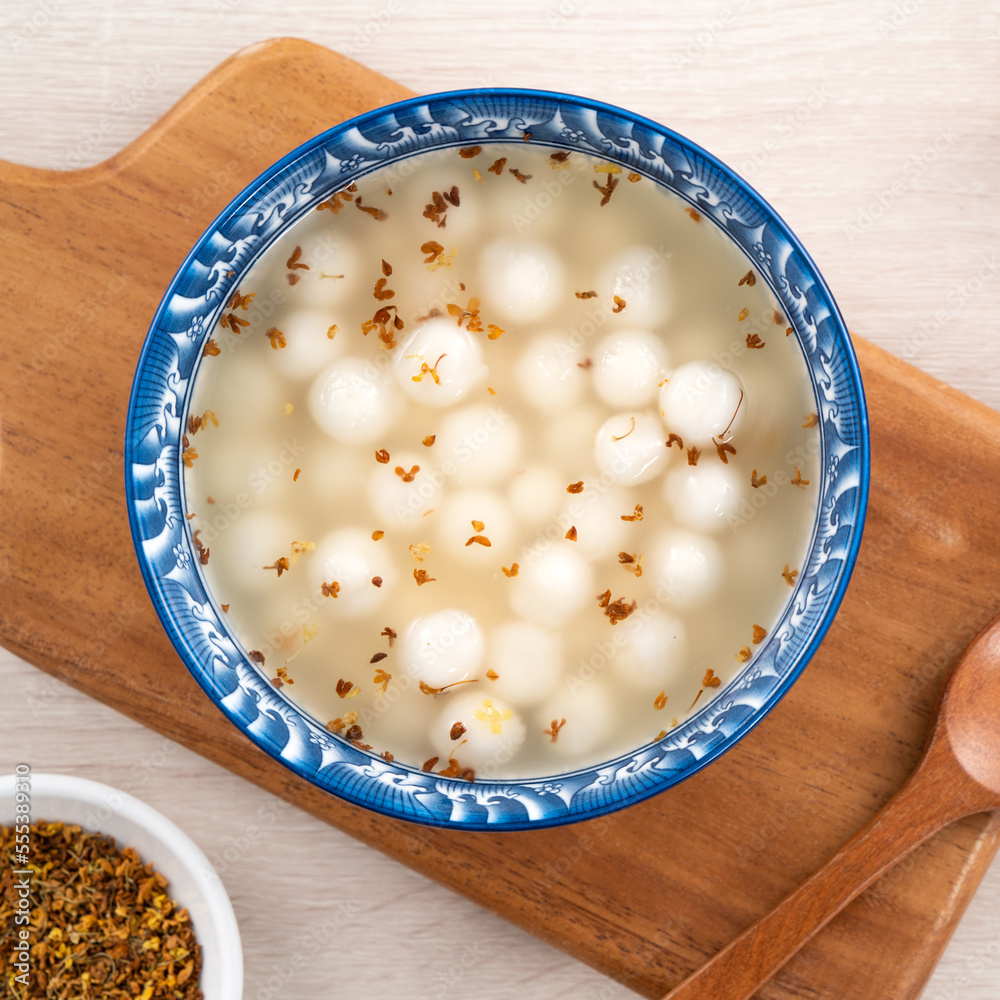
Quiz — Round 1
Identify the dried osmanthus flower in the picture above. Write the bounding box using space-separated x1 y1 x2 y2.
191 529 210 566
315 182 357 214
286 245 310 285
543 718 566 742
421 240 445 264
593 173 619 206
596 589 637 625
475 698 512 734
618 551 643 577
187 409 219 436
409 542 431 562
423 187 459 227
336 678 359 699
263 556 290 577
714 438 737 464
355 195 388 220
411 354 446 385
0 823 203 997
419 678 478 695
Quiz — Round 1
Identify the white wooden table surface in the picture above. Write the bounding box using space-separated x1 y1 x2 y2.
2 2 999 998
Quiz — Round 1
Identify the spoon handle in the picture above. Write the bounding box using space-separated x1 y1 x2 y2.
661 749 978 1000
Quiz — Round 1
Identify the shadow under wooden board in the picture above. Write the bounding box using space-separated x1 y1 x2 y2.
2 38 999 1000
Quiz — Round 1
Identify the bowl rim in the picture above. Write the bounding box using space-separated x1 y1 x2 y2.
0 771 243 997
124 86 870 830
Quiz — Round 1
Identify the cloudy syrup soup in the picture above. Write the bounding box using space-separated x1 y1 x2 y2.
183 141 820 781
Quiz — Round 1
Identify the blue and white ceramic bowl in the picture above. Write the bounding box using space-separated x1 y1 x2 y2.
125 89 869 831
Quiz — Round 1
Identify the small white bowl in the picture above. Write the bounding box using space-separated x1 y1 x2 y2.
0 772 242 999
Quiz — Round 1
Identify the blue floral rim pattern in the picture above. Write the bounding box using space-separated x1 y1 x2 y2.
124 89 870 831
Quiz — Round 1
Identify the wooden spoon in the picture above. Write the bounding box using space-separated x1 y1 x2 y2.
662 613 1000 1000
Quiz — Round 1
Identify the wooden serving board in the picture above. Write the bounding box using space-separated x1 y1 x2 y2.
2 38 999 1000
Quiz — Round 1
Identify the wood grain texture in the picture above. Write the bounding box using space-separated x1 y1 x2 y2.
4 5 996 996
665 614 1000 1000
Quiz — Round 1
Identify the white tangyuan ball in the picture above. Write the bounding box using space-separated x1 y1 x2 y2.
489 621 563 708
649 529 723 609
311 528 397 618
393 317 486 408
601 245 669 325
399 609 485 689
509 546 594 626
437 489 515 566
216 508 295 596
611 614 687 691
664 463 744 534
479 238 565 322
594 413 670 486
267 308 344 380
507 464 564 529
592 329 669 408
535 680 616 763
367 450 437 528
435 404 521 486
434 690 526 773
308 356 400 445
561 480 629 560
659 361 746 445
515 332 587 412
